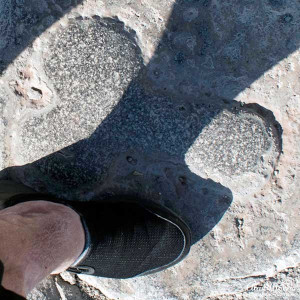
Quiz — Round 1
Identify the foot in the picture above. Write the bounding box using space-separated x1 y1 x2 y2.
66 196 192 279
1 194 192 296
0 201 85 297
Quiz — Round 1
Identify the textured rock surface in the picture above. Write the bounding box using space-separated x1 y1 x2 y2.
0 88 7 171
27 274 106 300
0 0 299 299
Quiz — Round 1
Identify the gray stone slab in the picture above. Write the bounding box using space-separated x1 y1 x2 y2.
12 18 144 193
27 276 61 300
142 0 300 101
11 17 287 300
207 264 300 300
0 88 8 172
12 18 280 199
28 275 103 300
0 0 299 299
0 0 45 60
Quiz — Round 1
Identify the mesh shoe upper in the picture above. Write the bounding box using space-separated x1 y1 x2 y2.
69 200 189 278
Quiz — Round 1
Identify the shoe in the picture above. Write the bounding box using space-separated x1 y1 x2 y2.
3 193 191 279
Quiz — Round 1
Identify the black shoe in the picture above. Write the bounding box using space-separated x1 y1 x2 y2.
3 194 191 279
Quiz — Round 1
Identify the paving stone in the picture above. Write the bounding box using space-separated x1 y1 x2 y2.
0 88 8 172
0 0 299 300
12 18 280 198
27 276 61 300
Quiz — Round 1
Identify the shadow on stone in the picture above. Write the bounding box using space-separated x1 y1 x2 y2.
0 0 84 75
0 0 291 246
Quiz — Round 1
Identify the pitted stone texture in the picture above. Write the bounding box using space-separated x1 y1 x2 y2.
0 0 85 53
186 110 272 176
1 1 299 300
0 1 14 50
0 0 86 76
207 265 300 300
0 88 8 171
13 18 279 194
11 16 280 202
15 83 277 196
28 276 61 300
13 18 143 191
0 0 48 52
28 275 100 300
143 0 300 101
185 105 281 195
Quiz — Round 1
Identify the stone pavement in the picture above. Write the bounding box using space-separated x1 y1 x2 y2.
0 0 299 299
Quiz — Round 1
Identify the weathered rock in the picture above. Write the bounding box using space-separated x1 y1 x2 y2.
0 87 9 173
207 265 300 300
28 275 101 300
11 17 280 199
27 276 61 300
0 0 299 300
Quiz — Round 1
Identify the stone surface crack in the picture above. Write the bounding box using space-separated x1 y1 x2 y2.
208 264 300 299
214 273 267 283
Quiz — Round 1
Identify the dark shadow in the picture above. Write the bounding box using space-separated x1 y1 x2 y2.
0 0 84 75
0 0 295 244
